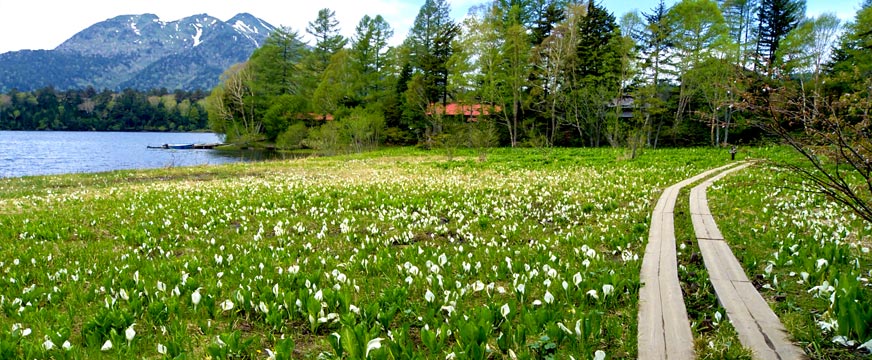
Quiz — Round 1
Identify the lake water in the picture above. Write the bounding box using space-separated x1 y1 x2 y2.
0 131 269 178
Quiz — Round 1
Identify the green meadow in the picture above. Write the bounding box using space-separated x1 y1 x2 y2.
0 147 868 359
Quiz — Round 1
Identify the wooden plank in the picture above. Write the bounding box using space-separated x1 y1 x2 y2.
638 163 745 360
691 214 710 240
690 164 806 360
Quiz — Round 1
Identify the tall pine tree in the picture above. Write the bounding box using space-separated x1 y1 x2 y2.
754 0 805 74
406 0 458 107
306 9 348 76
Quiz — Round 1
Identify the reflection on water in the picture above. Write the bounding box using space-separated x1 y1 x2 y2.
0 131 307 178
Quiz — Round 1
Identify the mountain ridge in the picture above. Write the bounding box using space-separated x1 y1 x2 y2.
0 13 276 91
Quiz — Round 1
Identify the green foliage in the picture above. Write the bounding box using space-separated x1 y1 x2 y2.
249 27 307 97
407 0 458 105
276 123 309 150
206 331 256 359
755 0 806 70
82 307 134 348
304 120 343 155
710 163 872 358
342 107 386 153
262 94 307 142
0 87 208 131
307 8 348 76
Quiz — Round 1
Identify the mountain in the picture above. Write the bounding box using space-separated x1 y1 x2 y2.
0 13 275 91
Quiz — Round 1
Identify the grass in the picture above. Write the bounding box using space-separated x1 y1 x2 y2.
0 145 868 358
708 160 872 359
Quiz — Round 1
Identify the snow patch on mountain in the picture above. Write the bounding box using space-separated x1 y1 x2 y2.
130 21 141 36
192 24 203 47
235 20 260 34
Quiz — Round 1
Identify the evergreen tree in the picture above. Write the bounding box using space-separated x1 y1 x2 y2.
754 0 805 73
575 2 621 83
351 15 394 102
407 0 458 107
307 8 348 75
248 27 307 97
529 0 567 46
830 2 872 79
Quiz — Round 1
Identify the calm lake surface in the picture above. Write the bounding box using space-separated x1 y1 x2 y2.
0 131 270 178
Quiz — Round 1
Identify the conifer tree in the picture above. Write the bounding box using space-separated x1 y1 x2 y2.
754 0 805 74
307 8 348 74
407 0 458 107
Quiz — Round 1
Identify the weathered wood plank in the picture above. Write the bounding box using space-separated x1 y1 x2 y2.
690 163 806 360
638 163 740 360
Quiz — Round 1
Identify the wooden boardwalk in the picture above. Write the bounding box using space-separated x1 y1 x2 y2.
690 163 805 360
638 163 741 360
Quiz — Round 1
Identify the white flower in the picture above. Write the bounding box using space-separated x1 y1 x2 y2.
314 289 323 301
557 322 572 335
349 304 360 314
586 289 599 300
532 300 543 306
816 258 829 271
21 328 31 337
602 284 614 297
858 338 872 352
366 337 383 357
157 343 167 355
220 299 234 311
425 289 435 303
516 283 525 294
544 291 554 304
594 350 606 360
833 335 856 347
573 272 582 286
157 281 166 292
125 323 136 342
446 352 456 359
215 335 227 348
714 311 722 325
119 288 129 301
62 340 71 350
101 339 113 351
500 303 511 318
191 288 202 307
43 338 54 350
258 301 269 314
817 318 838 332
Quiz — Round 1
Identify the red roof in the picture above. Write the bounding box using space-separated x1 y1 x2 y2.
295 113 334 121
426 103 501 117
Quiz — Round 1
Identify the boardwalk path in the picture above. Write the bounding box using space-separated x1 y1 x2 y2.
690 163 805 360
638 163 741 360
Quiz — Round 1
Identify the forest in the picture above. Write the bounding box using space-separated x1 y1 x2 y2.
0 87 209 132
205 0 871 154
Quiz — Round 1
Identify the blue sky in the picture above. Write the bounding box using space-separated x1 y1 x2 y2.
0 0 865 54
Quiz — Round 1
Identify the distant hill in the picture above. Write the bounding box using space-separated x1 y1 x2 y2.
0 13 275 91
